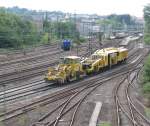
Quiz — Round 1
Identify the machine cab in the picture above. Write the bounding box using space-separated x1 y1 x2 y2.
60 56 81 65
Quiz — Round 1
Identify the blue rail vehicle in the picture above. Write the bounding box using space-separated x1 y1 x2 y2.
61 39 71 51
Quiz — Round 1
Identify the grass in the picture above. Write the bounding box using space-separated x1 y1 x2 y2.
143 82 150 94
97 122 111 126
142 55 150 101
145 107 150 118
0 122 4 126
144 33 150 45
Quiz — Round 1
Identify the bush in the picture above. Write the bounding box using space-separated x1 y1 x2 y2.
143 82 150 93
144 4 150 45
144 33 150 45
145 107 150 117
40 32 49 44
98 122 111 126
143 55 150 83
79 37 86 43
0 10 39 49
142 55 150 101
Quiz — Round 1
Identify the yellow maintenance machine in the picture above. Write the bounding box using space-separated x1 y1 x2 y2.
82 47 128 74
45 56 84 84
45 47 128 84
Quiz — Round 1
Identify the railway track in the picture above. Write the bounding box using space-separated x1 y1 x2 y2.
0 38 122 69
0 39 123 85
0 43 142 105
0 41 91 70
33 48 146 126
0 48 89 83
0 44 91 71
0 45 142 105
113 49 150 126
0 37 134 72
0 37 141 125
0 68 135 124
0 54 90 85
0 58 140 121
126 70 150 126
0 49 61 70
113 71 150 126
0 43 59 62
0 47 145 126
0 60 137 105
0 80 55 104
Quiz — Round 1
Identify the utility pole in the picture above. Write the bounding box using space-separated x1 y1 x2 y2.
57 15 59 49
91 20 93 54
88 18 93 55
88 21 91 55
74 11 79 56
56 15 62 60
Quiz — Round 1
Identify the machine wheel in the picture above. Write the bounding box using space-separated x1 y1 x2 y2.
124 58 127 63
66 76 71 82
75 71 80 80
86 70 92 75
57 79 65 85
56 79 61 85
44 78 49 83
94 66 99 73
98 67 103 73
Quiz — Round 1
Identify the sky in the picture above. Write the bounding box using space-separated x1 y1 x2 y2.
0 0 149 17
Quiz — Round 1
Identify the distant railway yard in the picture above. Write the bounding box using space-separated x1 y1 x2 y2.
0 34 150 126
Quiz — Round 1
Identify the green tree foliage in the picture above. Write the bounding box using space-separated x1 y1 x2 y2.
96 14 135 29
143 83 150 94
0 7 83 48
42 11 80 43
97 18 122 29
43 20 80 43
144 4 150 44
143 55 150 83
55 21 78 39
143 55 150 98
40 32 49 44
0 9 38 48
108 14 135 25
143 4 150 103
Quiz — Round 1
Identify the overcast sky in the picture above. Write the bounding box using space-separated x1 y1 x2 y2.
0 0 149 17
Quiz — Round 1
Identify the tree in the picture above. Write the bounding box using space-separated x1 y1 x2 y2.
143 55 150 101
0 7 83 48
143 4 150 103
143 55 150 83
0 8 39 48
144 4 150 44
53 21 79 40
